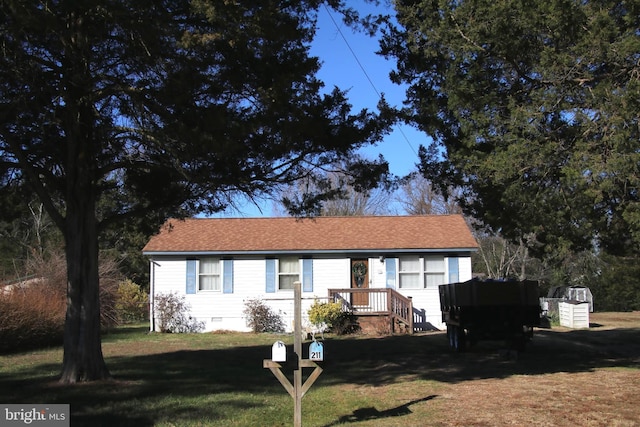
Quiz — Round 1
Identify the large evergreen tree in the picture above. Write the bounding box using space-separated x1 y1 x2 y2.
0 0 391 383
381 0 640 257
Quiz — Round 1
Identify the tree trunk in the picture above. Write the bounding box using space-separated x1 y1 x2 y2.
59 86 110 382
59 195 111 383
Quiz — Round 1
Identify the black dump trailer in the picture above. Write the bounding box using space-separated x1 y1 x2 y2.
439 279 541 352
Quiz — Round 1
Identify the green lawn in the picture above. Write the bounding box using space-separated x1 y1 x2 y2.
0 325 443 426
1 317 639 426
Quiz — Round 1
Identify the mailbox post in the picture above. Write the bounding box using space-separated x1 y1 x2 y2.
263 281 323 427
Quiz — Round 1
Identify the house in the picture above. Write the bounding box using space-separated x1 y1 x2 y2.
142 215 478 333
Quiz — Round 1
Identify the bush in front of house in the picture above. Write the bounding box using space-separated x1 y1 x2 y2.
308 300 342 329
243 298 285 333
154 292 205 333
308 300 360 335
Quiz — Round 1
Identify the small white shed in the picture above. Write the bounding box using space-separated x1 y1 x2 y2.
559 301 590 329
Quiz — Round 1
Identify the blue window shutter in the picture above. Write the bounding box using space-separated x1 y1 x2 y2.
302 259 313 292
186 259 197 294
223 259 234 294
385 258 397 289
265 259 276 293
448 257 459 284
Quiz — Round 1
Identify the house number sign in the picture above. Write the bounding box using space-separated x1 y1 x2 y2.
309 341 324 361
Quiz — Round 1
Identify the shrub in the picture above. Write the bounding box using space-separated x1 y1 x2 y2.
243 299 285 333
308 300 360 335
0 248 126 352
330 311 360 335
308 300 343 327
98 255 123 329
24 249 122 329
115 279 149 323
0 281 65 352
154 292 204 333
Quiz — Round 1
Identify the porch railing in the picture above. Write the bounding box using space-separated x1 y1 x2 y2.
328 288 414 333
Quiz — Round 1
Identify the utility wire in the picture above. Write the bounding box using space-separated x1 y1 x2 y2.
323 5 418 157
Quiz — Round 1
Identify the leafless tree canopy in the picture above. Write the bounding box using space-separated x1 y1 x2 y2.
275 161 393 216
396 173 462 215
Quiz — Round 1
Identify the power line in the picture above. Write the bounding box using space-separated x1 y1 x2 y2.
322 5 418 157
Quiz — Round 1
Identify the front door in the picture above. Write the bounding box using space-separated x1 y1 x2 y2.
351 259 369 306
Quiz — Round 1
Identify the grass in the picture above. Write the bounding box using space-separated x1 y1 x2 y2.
1 313 639 426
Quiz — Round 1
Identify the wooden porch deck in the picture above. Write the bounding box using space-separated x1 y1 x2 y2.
328 288 427 334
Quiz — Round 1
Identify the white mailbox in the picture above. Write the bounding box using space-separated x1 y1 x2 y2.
272 340 287 362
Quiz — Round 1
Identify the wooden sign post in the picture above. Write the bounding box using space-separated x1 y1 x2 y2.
263 281 323 427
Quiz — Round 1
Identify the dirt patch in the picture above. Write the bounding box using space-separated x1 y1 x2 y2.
428 312 640 426
588 311 640 328
435 370 637 426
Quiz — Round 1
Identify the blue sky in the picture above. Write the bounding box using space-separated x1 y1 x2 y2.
310 3 428 178
220 2 429 217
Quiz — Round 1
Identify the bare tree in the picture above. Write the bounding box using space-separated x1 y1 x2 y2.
475 234 526 279
319 174 391 216
396 173 462 215
275 159 392 216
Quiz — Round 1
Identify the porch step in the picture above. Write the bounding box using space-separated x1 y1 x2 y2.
328 287 415 335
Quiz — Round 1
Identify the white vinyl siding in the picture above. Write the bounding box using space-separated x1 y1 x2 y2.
149 254 474 333
310 258 350 289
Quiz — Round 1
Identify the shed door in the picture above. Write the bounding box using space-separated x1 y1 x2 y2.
351 259 369 306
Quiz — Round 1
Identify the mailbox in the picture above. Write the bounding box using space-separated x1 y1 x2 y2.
309 341 324 361
272 340 287 362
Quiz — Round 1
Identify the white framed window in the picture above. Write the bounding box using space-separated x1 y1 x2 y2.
424 256 446 288
199 258 221 291
398 255 446 289
399 256 421 289
278 257 300 290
